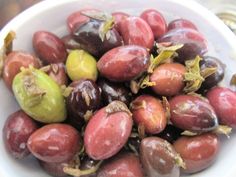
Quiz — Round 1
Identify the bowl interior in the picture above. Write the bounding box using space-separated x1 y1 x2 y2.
1 0 236 177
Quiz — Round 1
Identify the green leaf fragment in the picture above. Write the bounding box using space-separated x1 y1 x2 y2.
139 75 156 89
201 67 217 79
98 17 115 41
184 56 204 93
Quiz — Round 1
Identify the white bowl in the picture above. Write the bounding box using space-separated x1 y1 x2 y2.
1 0 236 177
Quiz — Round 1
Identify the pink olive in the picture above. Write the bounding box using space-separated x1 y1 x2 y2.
112 12 130 33
27 124 81 163
33 31 67 64
173 133 219 174
3 110 38 159
140 9 167 39
119 17 154 49
168 19 198 31
84 101 133 160
207 87 236 128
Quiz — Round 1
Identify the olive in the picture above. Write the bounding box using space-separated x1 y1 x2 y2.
168 19 198 31
84 101 133 160
97 152 144 177
3 51 41 91
67 8 101 32
140 9 167 39
157 125 183 144
173 133 219 174
61 34 83 50
158 28 208 63
12 67 66 123
73 19 123 57
39 160 69 177
97 45 150 82
200 56 225 90
33 31 67 64
3 110 38 159
150 63 186 96
130 95 166 134
207 87 236 128
79 156 100 177
112 12 130 33
66 50 98 81
97 78 132 105
27 123 81 163
140 137 180 177
41 63 68 86
119 17 154 49
66 79 101 129
169 95 218 132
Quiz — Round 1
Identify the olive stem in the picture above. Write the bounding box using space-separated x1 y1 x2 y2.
63 160 103 177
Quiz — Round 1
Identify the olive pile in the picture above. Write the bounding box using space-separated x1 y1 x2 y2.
1 8 236 177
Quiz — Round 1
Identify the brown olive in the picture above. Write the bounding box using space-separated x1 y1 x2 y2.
140 137 180 177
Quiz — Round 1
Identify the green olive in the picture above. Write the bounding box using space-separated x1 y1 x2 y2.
12 67 66 123
66 50 98 81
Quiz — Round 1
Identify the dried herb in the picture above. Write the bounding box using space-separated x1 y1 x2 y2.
162 96 170 121
98 17 114 41
0 31 16 78
62 86 74 97
184 56 204 93
130 100 147 110
138 124 146 139
105 100 132 116
230 74 236 87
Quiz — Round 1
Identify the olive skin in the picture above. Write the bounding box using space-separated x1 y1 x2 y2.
200 56 225 90
84 101 133 160
3 51 41 91
97 45 150 82
169 95 218 132
66 79 101 129
112 12 130 33
168 19 198 31
73 19 123 58
27 124 81 163
97 153 144 177
119 17 154 49
98 78 132 105
33 31 67 64
173 133 219 174
3 110 38 159
207 87 236 128
140 137 180 177
80 157 99 177
131 95 166 134
12 68 67 123
150 63 186 96
61 34 82 50
140 9 167 39
158 28 208 63
39 160 69 177
41 63 68 86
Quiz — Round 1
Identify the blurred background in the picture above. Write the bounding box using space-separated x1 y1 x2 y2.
0 0 236 34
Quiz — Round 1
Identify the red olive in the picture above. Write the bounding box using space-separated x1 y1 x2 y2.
150 63 186 96
33 31 67 64
112 12 130 33
119 17 154 49
84 101 133 160
207 87 236 128
97 152 144 177
158 28 208 63
3 51 41 90
131 95 166 134
168 19 198 31
41 63 68 86
140 137 180 177
173 133 219 174
3 110 38 159
169 95 218 132
39 160 69 177
27 124 81 163
97 45 150 82
140 9 167 39
61 34 82 50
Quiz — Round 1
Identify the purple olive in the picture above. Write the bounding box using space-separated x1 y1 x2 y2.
169 95 218 132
